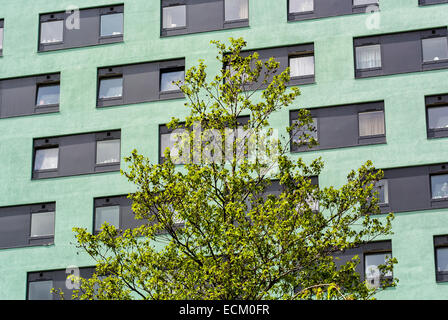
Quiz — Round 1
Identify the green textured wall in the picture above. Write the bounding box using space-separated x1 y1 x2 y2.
0 0 447 299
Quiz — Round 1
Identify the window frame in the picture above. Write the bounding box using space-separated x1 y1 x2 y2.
94 131 121 170
97 67 125 106
33 146 60 173
39 18 65 47
419 0 448 6
99 11 124 40
38 5 124 52
290 101 386 153
357 109 386 142
159 67 185 94
421 35 448 65
29 205 55 242
161 4 188 31
288 53 315 81
425 94 448 139
434 235 448 282
0 19 4 56
32 130 121 180
354 43 383 72
94 202 121 234
364 250 393 288
224 0 250 24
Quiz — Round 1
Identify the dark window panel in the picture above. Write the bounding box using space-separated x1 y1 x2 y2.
0 73 60 119
419 0 448 5
0 19 4 56
94 195 147 233
97 59 185 108
376 163 448 214
425 94 448 139
27 267 95 300
39 4 124 52
288 0 378 22
332 240 392 284
290 101 386 152
226 43 315 90
354 27 448 79
161 0 249 37
0 202 55 249
434 235 448 282
32 130 121 179
159 116 250 164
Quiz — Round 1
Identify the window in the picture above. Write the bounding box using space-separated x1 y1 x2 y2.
97 59 185 108
96 139 121 165
40 20 64 44
431 174 448 200
289 0 314 13
0 202 55 249
94 196 147 233
291 118 318 146
353 0 379 5
289 55 315 78
160 128 189 165
373 180 388 204
364 252 392 288
28 280 53 300
0 20 4 55
355 28 448 78
358 110 385 137
27 267 96 300
160 69 184 92
422 37 448 62
434 235 448 282
230 44 315 89
100 13 124 37
36 84 60 106
224 0 249 21
162 5 186 29
33 130 121 179
98 77 123 100
39 5 124 52
420 0 448 6
428 105 448 130
161 0 249 37
0 73 60 118
436 248 448 273
34 148 59 171
355 45 382 70
95 205 120 232
30 211 55 238
290 101 386 152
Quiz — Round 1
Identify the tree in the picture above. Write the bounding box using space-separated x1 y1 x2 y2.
70 37 396 300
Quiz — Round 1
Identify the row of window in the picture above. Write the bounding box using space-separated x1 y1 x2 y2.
1 1 446 56
3 25 448 119
0 59 186 119
0 195 144 250
23 237 448 299
289 94 448 153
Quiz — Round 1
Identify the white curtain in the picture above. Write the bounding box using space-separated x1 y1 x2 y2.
356 45 381 69
359 111 384 136
290 56 314 77
239 0 249 19
290 0 314 13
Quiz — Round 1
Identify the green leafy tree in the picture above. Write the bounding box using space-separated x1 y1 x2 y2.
70 37 396 300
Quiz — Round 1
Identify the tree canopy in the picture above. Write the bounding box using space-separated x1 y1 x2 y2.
70 37 396 300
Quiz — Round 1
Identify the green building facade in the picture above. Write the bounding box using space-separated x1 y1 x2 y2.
0 0 448 299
